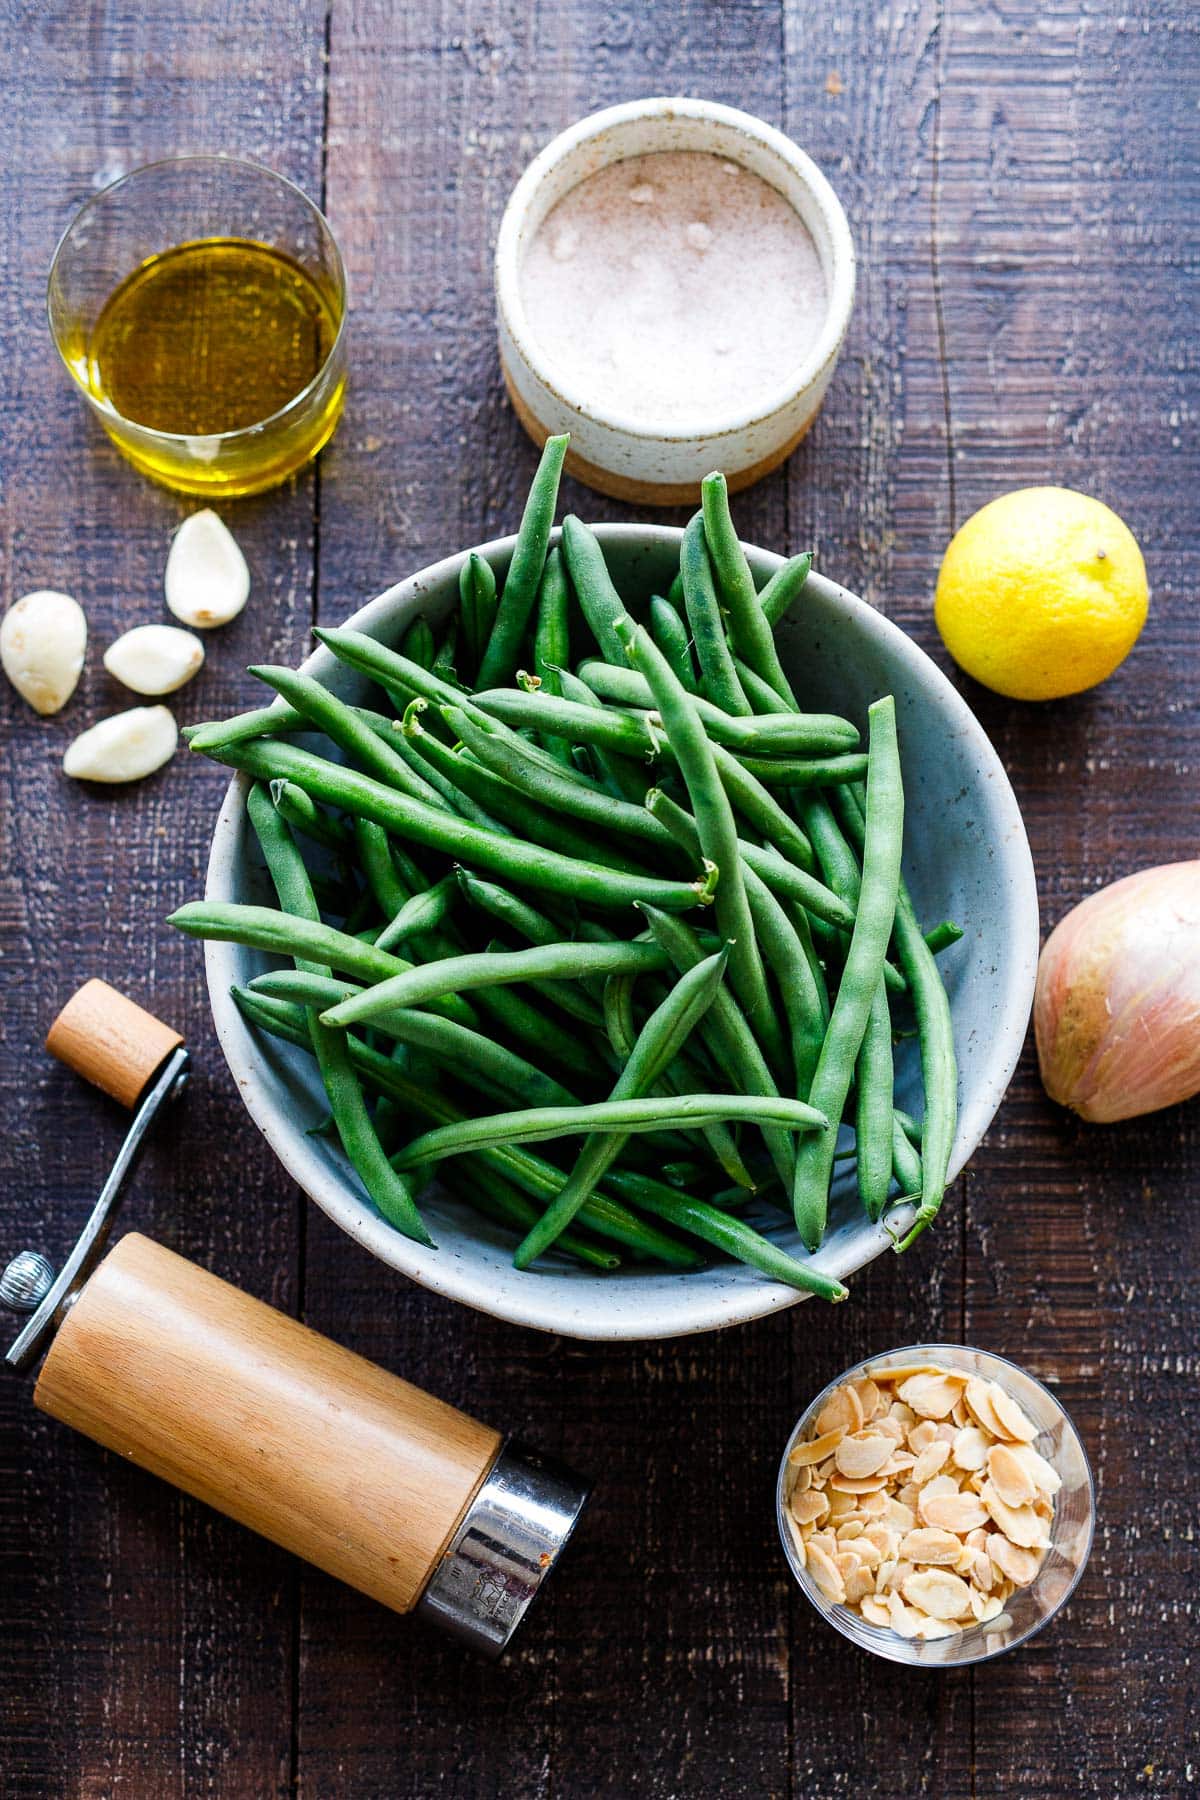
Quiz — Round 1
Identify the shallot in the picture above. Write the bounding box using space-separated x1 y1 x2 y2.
1034 862 1200 1122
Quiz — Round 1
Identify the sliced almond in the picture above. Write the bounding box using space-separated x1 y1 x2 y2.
875 1558 898 1593
897 1371 966 1419
789 1488 830 1526
1011 1443 1063 1496
805 1540 846 1604
836 1519 865 1542
980 1481 1050 1549
789 1427 844 1467
863 1523 898 1560
901 1569 974 1620
858 1490 890 1519
987 1384 1039 1443
914 1613 962 1640
888 1401 917 1430
988 1534 1044 1586
860 1596 892 1628
830 1473 889 1496
988 1443 1038 1508
834 1432 893 1480
872 1363 940 1386
783 1514 807 1564
899 1527 962 1565
845 1564 876 1604
897 1483 921 1513
875 1415 907 1445
827 1487 859 1516
911 1440 952 1484
951 1424 990 1471
790 1462 812 1495
906 1420 939 1454
886 1591 924 1638
920 1490 990 1533
816 1385 863 1437
850 1535 882 1571
886 1499 916 1535
964 1376 1007 1439
850 1377 884 1421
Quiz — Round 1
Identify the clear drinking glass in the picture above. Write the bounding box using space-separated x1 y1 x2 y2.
776 1343 1095 1668
47 156 347 497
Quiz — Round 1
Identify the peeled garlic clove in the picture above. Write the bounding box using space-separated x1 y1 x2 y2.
63 706 177 783
1 589 87 714
104 624 205 695
1034 861 1200 1122
165 510 249 628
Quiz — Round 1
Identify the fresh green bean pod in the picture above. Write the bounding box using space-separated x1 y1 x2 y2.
792 697 905 1251
400 615 436 671
855 981 896 1220
454 1168 620 1271
193 736 713 914
757 552 812 630
709 742 814 874
476 434 569 687
681 510 751 715
473 687 661 759
891 1112 923 1199
248 664 444 808
560 514 630 665
729 752 869 788
248 968 576 1110
395 1090 826 1173
430 615 459 683
603 1170 848 1301
512 949 729 1266
244 785 431 1244
574 661 857 755
458 551 498 682
375 873 457 952
616 613 783 1074
270 779 350 853
231 987 699 1267
322 939 672 1030
186 700 306 755
701 471 796 706
649 595 698 693
555 667 654 805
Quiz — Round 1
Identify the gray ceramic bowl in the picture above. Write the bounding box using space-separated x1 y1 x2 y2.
203 526 1039 1340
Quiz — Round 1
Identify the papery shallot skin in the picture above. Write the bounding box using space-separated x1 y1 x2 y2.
1034 861 1200 1123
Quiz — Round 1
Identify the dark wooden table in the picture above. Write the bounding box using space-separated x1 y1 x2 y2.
2 3 1196 1795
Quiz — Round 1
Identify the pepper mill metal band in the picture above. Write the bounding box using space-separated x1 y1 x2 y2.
2 979 589 1658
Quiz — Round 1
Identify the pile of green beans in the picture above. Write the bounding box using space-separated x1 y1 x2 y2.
174 440 959 1302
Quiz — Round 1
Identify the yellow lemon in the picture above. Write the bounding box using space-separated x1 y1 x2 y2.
934 488 1148 701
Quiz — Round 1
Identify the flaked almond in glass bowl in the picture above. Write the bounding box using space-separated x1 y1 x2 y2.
776 1344 1094 1667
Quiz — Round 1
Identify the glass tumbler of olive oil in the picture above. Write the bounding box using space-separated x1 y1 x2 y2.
47 156 347 497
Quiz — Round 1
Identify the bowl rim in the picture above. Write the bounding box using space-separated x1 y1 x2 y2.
775 1341 1096 1667
494 96 857 443
203 523 1039 1341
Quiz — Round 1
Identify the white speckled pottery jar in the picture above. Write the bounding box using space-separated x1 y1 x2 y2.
495 97 856 505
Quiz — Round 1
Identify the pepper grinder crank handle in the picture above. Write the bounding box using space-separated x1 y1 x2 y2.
1 980 588 1658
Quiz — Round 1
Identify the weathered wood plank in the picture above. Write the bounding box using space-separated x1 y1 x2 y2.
0 3 328 1794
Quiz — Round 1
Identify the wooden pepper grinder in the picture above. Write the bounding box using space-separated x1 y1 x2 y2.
1 981 589 1657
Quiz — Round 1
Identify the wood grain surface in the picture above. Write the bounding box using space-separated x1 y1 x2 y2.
1 1 1196 1796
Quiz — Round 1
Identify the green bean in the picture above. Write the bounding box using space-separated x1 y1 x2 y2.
481 935 608 1032
454 1168 620 1271
322 939 672 1030
404 699 643 870
395 1090 827 1173
555 667 654 806
924 919 964 957
649 595 698 693
375 873 456 952
186 700 305 755
731 656 795 715
560 514 629 665
400 615 435 671
354 816 409 918
248 969 576 1110
531 546 576 767
855 982 895 1221
193 736 713 913
472 984 604 1087
473 687 661 759
248 663 446 808
385 704 506 829
602 971 637 1058
757 552 812 630
731 752 869 788
457 870 560 946
430 616 459 683
603 1170 848 1301
477 434 569 687
445 705 675 855
740 862 826 1098
666 569 686 611
575 661 858 755
231 987 699 1267
314 626 484 719
244 785 431 1244
701 471 796 706
892 1112 923 1199
459 551 498 682
616 614 783 1073
173 898 417 984
513 949 729 1265
270 779 350 853
681 510 750 715
638 904 794 1192
708 741 814 874
793 697 905 1250
888 881 957 1248
644 788 855 932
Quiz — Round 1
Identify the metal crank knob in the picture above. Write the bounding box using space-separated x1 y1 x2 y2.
0 1251 56 1314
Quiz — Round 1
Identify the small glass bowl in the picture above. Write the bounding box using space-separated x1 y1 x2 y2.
47 155 347 497
776 1343 1094 1668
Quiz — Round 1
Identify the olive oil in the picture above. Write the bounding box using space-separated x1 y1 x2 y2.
77 237 346 494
